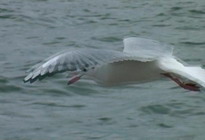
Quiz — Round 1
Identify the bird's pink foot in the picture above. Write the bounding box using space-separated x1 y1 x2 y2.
182 83 200 91
162 73 200 92
67 75 82 85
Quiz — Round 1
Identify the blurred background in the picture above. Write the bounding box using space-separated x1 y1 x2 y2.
0 0 205 139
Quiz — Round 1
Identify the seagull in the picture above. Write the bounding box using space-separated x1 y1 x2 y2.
24 37 205 91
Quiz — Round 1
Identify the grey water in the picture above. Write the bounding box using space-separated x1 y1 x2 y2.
0 0 205 139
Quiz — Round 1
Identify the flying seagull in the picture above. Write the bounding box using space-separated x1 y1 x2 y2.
24 37 205 91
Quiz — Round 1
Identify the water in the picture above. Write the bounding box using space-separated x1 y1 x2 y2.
0 0 205 139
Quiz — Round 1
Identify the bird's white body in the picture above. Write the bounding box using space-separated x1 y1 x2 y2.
90 60 163 86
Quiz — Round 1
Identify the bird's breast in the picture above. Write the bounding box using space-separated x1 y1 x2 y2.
89 60 163 86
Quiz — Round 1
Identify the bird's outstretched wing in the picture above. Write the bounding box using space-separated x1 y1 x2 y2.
123 37 174 60
24 48 131 83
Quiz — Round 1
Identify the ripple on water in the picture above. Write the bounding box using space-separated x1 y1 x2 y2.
180 41 205 46
0 77 22 93
157 123 173 128
31 101 86 109
67 85 100 96
0 76 8 84
140 98 205 119
170 7 182 11
189 9 205 15
97 117 115 125
91 36 121 43
140 104 171 115
0 84 22 93
40 88 73 97
60 80 103 96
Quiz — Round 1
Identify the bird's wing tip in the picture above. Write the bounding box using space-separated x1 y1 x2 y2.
24 73 32 82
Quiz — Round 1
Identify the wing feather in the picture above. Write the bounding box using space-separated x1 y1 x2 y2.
123 37 174 60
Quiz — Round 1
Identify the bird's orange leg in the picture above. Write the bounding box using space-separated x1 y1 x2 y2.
162 73 200 91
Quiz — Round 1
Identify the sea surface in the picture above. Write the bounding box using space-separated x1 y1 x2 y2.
0 0 205 140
